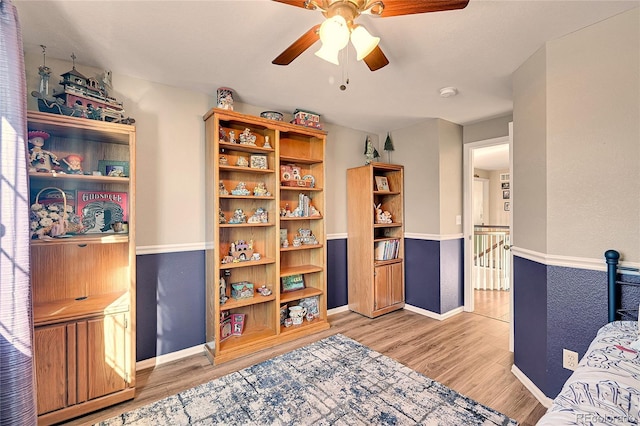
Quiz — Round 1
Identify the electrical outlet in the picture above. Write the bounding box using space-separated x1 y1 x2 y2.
563 349 579 371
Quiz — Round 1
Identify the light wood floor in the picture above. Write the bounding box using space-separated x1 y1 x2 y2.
474 289 511 322
63 310 547 426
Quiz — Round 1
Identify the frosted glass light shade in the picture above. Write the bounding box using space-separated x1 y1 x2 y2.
350 25 380 61
315 43 341 65
318 15 350 50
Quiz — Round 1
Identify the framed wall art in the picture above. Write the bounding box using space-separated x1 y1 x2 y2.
502 190 510 200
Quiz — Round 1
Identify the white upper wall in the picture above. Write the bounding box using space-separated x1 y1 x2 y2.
546 7 639 261
513 7 639 261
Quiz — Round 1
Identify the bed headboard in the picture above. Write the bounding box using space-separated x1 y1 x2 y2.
606 249 640 322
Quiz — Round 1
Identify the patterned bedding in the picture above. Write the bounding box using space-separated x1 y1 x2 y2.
538 321 640 425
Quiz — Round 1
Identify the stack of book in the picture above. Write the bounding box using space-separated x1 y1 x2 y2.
374 239 399 261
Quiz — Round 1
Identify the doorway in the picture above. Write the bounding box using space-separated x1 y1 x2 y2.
463 134 512 331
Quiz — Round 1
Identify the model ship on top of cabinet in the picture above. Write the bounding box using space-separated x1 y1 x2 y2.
31 48 134 124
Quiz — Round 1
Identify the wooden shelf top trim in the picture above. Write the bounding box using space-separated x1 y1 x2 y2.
219 194 275 200
374 258 404 267
27 111 134 144
29 172 130 184
204 108 327 136
219 165 274 174
280 264 323 277
374 191 401 196
279 287 323 304
30 233 129 246
218 141 274 154
280 186 323 192
219 257 276 269
279 155 323 165
219 222 275 228
33 291 129 325
280 243 324 252
219 293 276 311
279 215 323 221
373 222 403 228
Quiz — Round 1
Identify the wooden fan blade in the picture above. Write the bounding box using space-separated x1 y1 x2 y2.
378 0 469 17
271 0 315 10
363 45 389 71
272 25 321 66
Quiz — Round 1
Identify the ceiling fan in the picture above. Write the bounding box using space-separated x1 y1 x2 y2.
272 0 470 71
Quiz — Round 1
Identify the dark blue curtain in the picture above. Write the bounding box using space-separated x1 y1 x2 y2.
0 0 37 423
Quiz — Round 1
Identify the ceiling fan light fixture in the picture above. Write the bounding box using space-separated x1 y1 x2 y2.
314 43 341 65
318 15 350 50
350 25 380 61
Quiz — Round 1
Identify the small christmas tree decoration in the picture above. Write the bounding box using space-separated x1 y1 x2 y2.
364 136 380 165
384 132 395 163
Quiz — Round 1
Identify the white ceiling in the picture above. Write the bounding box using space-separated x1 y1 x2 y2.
14 0 639 135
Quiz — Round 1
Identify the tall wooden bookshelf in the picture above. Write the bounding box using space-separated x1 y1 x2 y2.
27 111 136 424
347 162 405 318
203 108 329 364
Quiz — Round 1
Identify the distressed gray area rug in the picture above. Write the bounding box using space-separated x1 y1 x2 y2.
98 334 517 425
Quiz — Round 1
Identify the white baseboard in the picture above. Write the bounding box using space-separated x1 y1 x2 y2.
511 364 553 408
327 305 350 316
136 344 204 371
135 305 461 370
404 304 464 321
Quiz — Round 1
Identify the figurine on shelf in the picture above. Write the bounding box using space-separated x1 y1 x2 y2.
280 203 291 217
219 154 228 166
61 154 83 174
229 130 236 144
220 275 228 305
219 208 226 224
247 207 268 224
28 130 59 173
229 239 254 262
236 156 248 167
253 182 271 197
310 205 321 217
263 135 272 149
219 181 229 195
282 239 289 248
231 182 250 196
239 128 257 145
257 285 272 296
375 203 393 224
292 235 302 247
228 208 247 224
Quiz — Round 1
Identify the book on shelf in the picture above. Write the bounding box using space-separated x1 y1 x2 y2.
374 239 399 261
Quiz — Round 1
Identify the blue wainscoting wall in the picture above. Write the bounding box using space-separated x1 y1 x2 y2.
513 256 548 394
136 251 206 361
513 254 634 397
134 237 463 362
327 238 348 309
405 238 463 314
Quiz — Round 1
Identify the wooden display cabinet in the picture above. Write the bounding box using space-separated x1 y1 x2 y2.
27 111 136 425
204 108 329 364
347 162 405 318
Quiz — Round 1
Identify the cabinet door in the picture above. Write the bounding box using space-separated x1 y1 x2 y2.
86 313 129 399
374 262 404 311
31 243 130 304
34 324 69 414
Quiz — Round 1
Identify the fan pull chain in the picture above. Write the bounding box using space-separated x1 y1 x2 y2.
340 46 350 91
